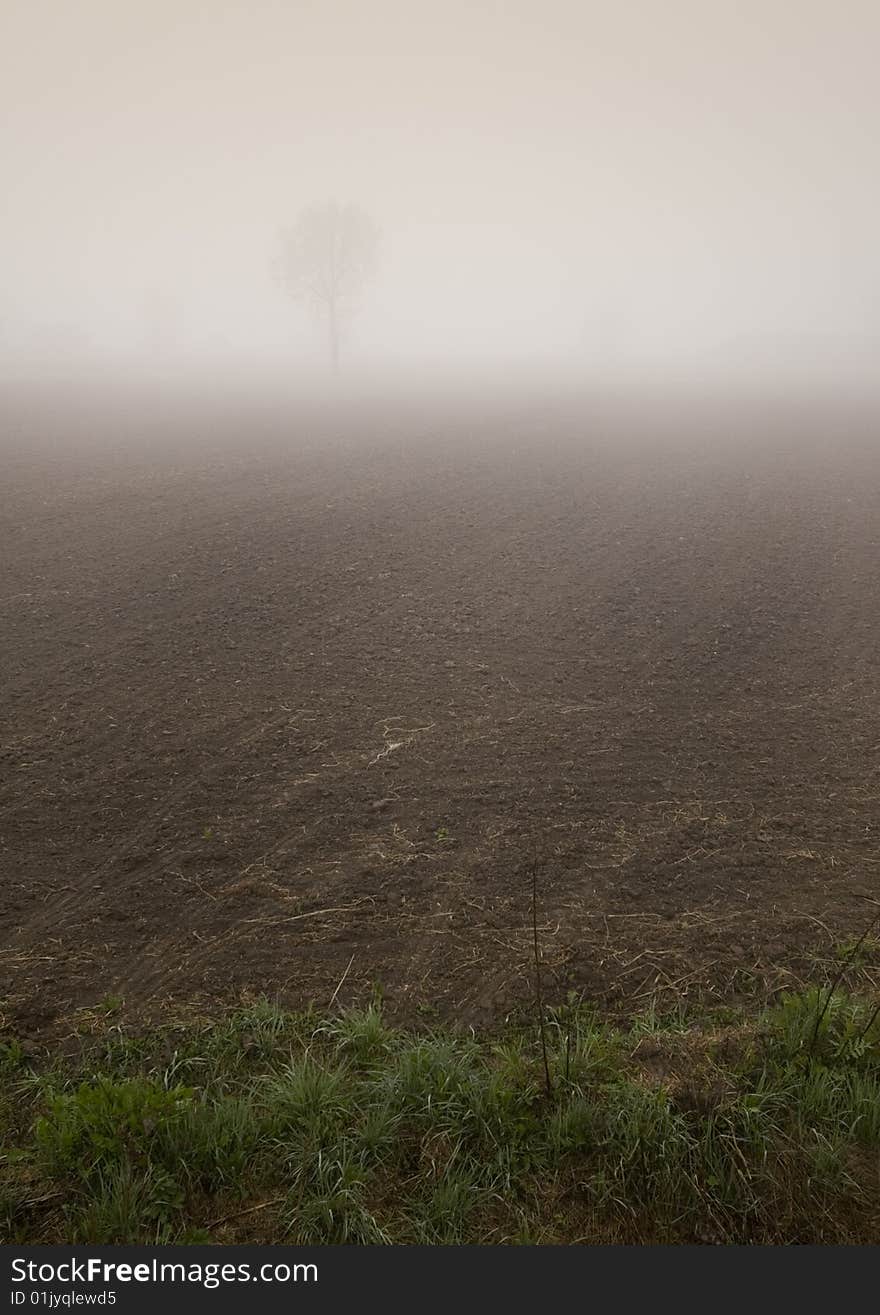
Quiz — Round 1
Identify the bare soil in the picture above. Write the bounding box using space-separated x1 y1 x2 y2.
2 392 879 1037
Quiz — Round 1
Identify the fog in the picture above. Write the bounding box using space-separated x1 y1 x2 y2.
3 0 880 394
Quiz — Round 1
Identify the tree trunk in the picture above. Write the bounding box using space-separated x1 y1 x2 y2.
328 298 340 375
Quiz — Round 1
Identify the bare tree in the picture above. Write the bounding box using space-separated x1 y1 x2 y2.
276 201 379 374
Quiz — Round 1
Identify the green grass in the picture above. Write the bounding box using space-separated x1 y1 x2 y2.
2 987 880 1244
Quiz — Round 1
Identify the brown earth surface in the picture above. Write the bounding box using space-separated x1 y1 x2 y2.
1 392 879 1037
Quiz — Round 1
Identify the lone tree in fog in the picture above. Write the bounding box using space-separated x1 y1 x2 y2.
276 201 379 374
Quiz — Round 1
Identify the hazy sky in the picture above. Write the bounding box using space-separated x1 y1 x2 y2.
3 0 879 377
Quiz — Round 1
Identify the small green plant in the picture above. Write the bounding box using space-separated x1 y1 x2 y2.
263 1056 353 1144
285 1150 387 1244
68 1161 184 1244
407 1165 483 1243
35 1079 194 1177
0 1039 27 1073
95 995 123 1017
325 1004 393 1064
833 936 880 967
158 1096 266 1192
